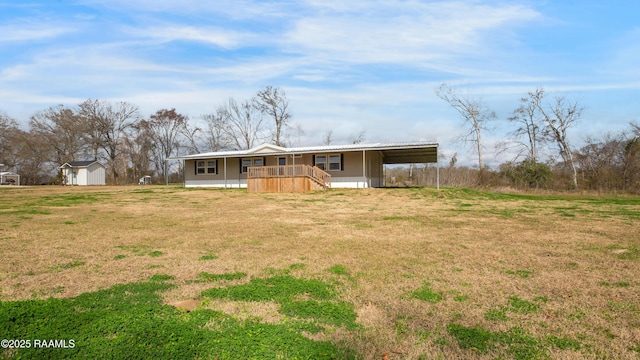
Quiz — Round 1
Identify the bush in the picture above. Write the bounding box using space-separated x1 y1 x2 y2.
500 159 552 189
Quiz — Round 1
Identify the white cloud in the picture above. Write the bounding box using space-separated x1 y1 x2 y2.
0 23 75 42
283 1 541 67
124 25 246 49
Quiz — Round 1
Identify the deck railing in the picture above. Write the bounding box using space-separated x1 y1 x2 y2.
247 164 331 189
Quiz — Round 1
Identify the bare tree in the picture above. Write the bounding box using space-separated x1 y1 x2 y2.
322 130 334 145
218 97 266 150
201 111 230 151
79 99 140 184
529 89 582 189
142 108 194 180
12 129 51 184
505 88 546 163
285 123 305 147
254 86 291 146
122 124 153 183
576 133 626 191
180 121 201 155
436 84 495 180
623 122 640 191
350 130 366 144
0 112 20 171
29 105 88 166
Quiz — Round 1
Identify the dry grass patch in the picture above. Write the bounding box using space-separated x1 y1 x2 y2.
1 185 639 358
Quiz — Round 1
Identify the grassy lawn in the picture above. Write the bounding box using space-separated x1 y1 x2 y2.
0 185 639 359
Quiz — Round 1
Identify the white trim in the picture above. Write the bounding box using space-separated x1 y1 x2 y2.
171 141 438 160
186 179 247 188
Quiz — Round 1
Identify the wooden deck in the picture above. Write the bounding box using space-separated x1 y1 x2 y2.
247 165 331 192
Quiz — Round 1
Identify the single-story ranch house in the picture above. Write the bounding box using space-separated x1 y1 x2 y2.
174 142 438 190
60 160 106 186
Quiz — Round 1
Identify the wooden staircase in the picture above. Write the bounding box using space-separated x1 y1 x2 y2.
247 165 331 192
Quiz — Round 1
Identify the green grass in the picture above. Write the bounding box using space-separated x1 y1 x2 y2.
0 276 355 359
485 307 508 321
149 274 174 281
48 260 85 273
280 300 358 329
289 263 307 270
198 272 247 282
453 295 469 302
448 324 580 360
113 254 126 260
201 275 358 330
508 296 540 314
411 282 443 303
202 275 334 303
148 251 164 257
25 193 112 208
327 264 350 276
599 281 631 287
506 269 533 279
610 246 640 260
198 254 218 261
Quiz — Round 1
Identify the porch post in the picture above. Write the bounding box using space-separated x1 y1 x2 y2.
362 150 366 189
224 157 227 189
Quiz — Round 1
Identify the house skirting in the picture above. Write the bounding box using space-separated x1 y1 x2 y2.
185 177 377 189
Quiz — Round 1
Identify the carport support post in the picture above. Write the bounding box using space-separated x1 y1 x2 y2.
224 157 227 189
165 159 168 188
437 162 440 189
362 150 366 189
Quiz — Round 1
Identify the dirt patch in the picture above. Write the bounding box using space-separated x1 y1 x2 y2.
169 299 201 312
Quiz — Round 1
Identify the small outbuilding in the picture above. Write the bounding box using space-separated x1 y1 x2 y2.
60 161 106 186
139 175 152 185
0 171 20 185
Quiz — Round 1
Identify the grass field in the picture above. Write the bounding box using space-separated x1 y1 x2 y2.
0 185 639 359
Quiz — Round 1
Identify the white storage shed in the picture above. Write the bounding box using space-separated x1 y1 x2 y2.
60 161 106 186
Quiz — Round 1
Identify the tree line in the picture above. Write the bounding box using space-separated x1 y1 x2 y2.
0 86 293 185
406 85 640 192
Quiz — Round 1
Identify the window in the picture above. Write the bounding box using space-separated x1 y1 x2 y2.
315 154 341 171
278 156 287 166
315 155 326 170
241 157 265 173
207 161 216 174
329 155 341 170
197 160 216 175
242 159 252 173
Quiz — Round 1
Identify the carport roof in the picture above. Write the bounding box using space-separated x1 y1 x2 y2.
173 141 439 164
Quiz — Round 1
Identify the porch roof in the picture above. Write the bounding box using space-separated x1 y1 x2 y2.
173 141 439 164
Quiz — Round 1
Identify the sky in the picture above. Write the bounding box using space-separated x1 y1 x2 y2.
1 0 639 167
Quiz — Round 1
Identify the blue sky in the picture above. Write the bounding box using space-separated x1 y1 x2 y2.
1 0 639 166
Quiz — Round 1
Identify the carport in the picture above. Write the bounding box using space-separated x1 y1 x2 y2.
0 171 20 185
378 144 440 188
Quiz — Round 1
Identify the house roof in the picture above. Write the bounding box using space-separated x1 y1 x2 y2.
1 171 19 176
173 141 439 164
60 160 103 168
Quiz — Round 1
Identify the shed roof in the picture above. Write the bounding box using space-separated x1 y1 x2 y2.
60 160 103 168
173 141 439 164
